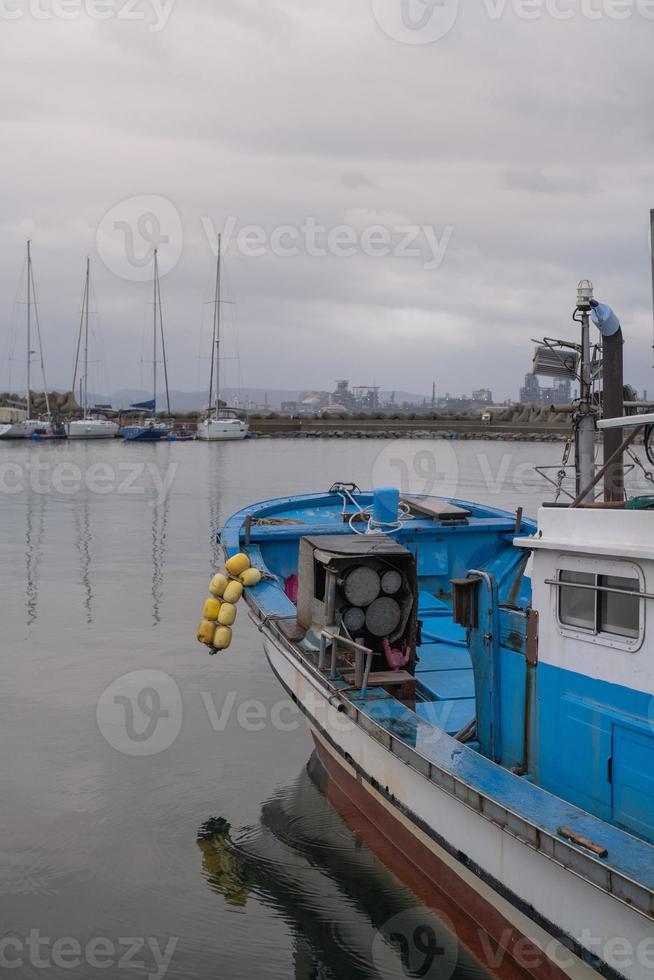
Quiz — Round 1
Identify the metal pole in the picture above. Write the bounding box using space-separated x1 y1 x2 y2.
215 234 222 413
571 427 640 508
153 249 158 414
83 257 90 417
576 310 595 500
26 241 31 419
602 328 624 502
650 209 654 369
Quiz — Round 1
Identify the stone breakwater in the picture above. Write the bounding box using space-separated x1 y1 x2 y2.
252 429 569 442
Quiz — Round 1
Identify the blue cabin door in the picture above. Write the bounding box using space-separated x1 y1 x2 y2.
612 725 654 842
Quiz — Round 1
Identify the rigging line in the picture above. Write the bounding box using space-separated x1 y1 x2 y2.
87 268 107 404
222 258 244 398
29 257 51 418
156 268 171 417
4 252 27 394
71 260 88 400
208 245 219 413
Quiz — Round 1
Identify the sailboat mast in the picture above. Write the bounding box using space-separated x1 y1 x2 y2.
157 267 171 418
153 249 158 414
83 257 90 417
215 234 222 413
26 241 31 419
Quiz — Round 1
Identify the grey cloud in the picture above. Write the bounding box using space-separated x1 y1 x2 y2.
0 2 653 404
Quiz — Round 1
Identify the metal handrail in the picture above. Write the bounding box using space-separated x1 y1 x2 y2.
545 578 654 600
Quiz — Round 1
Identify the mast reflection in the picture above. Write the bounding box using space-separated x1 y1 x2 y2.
151 494 169 626
73 495 93 624
25 492 46 626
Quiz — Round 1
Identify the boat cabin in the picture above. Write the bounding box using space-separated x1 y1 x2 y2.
507 507 654 843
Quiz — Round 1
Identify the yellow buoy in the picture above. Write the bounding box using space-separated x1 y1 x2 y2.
225 553 251 577
223 580 244 605
213 626 232 650
209 574 229 598
197 619 217 647
240 568 263 588
218 602 237 627
203 597 222 621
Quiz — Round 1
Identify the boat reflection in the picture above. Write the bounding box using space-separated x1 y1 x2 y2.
151 495 169 626
197 755 490 980
73 494 93 624
25 492 46 626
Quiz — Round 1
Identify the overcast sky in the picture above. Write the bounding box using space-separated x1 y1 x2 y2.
1 0 653 403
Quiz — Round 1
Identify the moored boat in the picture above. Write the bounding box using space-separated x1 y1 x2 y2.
122 249 172 442
202 248 654 980
0 242 55 440
197 235 249 443
122 416 173 442
67 417 119 440
66 258 119 440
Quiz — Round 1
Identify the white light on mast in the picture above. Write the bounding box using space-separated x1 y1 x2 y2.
577 280 594 310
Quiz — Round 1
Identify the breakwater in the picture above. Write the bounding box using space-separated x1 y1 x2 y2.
247 417 570 441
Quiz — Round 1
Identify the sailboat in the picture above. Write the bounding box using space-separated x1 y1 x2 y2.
197 236 248 442
122 249 173 442
66 259 119 440
0 241 54 440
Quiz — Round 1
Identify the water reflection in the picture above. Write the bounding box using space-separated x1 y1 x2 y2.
197 755 488 980
151 495 169 626
72 495 93 624
207 448 224 569
25 493 46 626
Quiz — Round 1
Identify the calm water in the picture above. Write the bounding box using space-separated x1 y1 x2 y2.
0 438 581 979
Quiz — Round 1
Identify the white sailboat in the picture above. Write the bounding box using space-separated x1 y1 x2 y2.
66 258 119 440
197 236 248 442
122 249 173 441
0 241 54 440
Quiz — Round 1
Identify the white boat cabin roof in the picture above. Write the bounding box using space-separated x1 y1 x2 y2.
515 507 654 561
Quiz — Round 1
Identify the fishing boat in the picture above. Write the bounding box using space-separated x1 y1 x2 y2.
197 236 249 442
0 242 55 440
66 258 119 440
202 224 654 980
122 249 173 442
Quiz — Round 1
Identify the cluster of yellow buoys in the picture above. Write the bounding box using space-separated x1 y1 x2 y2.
197 552 263 653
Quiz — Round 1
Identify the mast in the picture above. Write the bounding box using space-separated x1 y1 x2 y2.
157 265 171 418
26 241 31 419
83 257 90 416
214 235 222 415
153 249 158 414
24 243 51 421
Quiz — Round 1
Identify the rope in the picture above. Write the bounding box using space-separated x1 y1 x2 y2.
336 487 409 537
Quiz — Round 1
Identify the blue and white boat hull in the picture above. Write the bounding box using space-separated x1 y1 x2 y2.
218 490 654 980
122 420 172 442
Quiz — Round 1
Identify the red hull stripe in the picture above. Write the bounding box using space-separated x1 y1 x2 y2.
264 650 619 980
313 734 575 980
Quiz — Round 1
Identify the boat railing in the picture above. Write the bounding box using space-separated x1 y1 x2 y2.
318 630 376 695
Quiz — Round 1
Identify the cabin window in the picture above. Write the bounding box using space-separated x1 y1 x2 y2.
558 571 641 639
559 571 595 630
598 575 640 639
